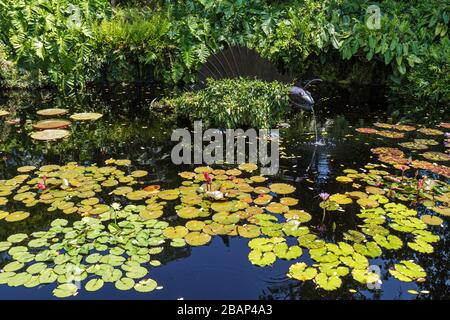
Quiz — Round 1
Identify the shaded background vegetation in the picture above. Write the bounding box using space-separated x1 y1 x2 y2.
0 0 449 118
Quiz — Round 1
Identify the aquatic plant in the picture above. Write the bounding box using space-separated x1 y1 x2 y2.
0 152 448 297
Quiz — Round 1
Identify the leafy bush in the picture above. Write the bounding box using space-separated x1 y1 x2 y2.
164 78 292 128
389 38 450 121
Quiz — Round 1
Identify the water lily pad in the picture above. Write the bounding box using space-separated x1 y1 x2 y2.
420 152 449 162
373 234 403 250
170 238 187 247
39 269 58 283
266 202 289 214
282 221 309 237
287 262 317 281
407 239 434 253
417 128 443 136
184 232 211 246
177 206 201 219
37 108 68 117
185 220 206 231
17 166 37 173
134 278 157 292
356 127 378 134
329 193 352 204
31 129 70 141
3 261 25 272
238 163 258 172
0 241 12 252
163 226 189 239
32 119 71 130
314 272 342 291
399 142 428 150
53 283 78 298
352 268 380 284
284 210 311 223
7 233 28 243
115 277 135 290
273 242 302 260
0 272 15 284
125 265 148 279
7 272 31 287
253 194 273 205
70 113 103 121
248 250 276 267
0 110 11 117
376 130 404 138
336 176 353 183
389 260 426 282
420 215 443 225
237 225 261 238
158 189 179 200
269 183 296 194
131 170 148 178
353 242 382 258
26 262 47 274
85 278 104 292
212 212 240 224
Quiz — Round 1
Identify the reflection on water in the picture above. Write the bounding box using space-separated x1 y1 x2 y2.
0 84 448 299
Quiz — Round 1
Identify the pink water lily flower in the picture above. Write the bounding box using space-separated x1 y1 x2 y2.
319 192 330 201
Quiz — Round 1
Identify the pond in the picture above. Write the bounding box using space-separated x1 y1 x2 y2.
0 84 448 300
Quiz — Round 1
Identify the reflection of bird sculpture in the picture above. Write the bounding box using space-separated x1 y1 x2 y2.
197 46 321 111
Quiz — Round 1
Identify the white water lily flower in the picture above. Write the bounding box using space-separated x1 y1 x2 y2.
206 190 223 200
111 202 122 210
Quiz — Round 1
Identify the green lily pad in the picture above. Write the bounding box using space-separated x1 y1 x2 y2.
7 234 28 243
0 272 15 284
389 260 426 282
134 278 158 292
273 243 302 260
85 278 104 292
248 250 276 267
373 234 403 250
26 262 47 274
3 261 25 272
125 265 148 279
0 241 12 252
53 283 78 298
184 232 212 246
353 242 382 258
352 268 380 284
287 262 317 281
314 273 342 291
39 269 58 283
162 226 189 239
407 239 434 253
7 272 32 287
115 277 135 290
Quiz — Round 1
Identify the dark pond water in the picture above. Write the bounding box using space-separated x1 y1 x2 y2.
0 84 448 300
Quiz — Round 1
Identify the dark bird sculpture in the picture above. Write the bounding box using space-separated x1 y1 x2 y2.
197 46 321 111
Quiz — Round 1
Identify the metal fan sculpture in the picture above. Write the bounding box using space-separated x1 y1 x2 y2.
197 46 321 111
196 46 324 176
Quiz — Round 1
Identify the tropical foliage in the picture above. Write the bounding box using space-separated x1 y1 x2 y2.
0 0 111 90
0 0 448 111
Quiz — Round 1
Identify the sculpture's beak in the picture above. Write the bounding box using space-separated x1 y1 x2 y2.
289 86 315 111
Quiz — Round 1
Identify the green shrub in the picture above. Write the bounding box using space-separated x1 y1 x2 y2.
164 78 292 128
